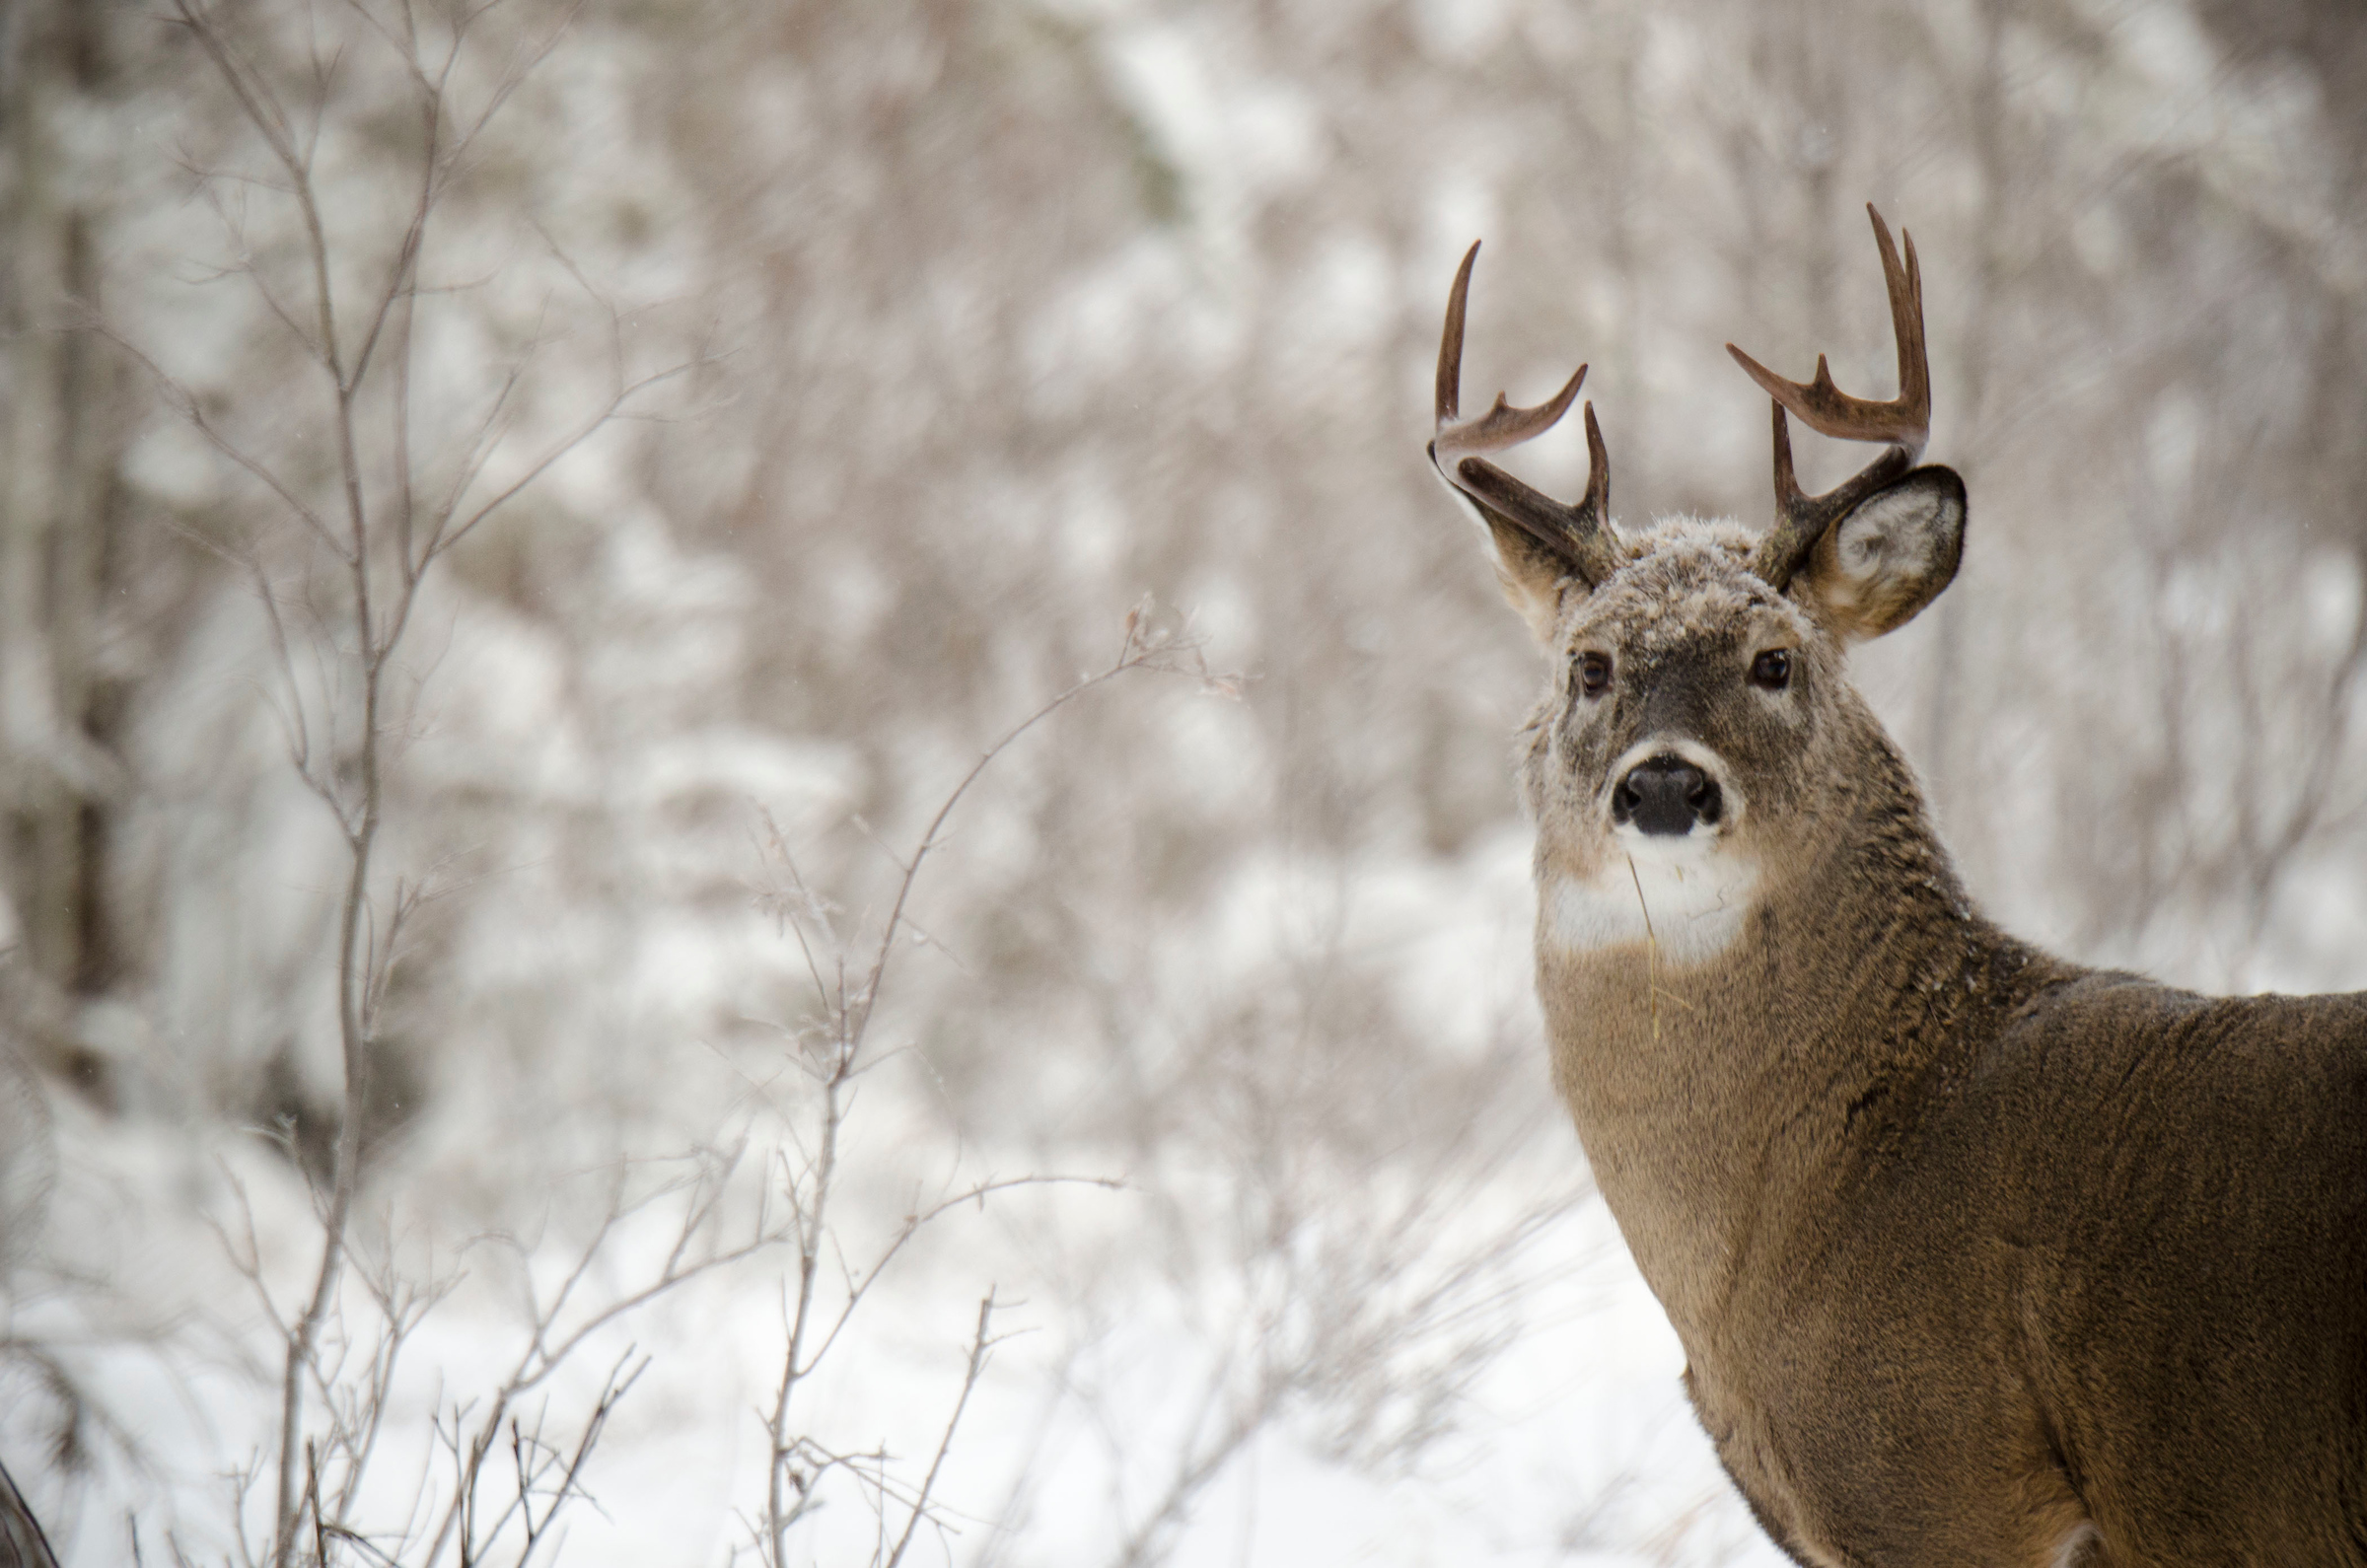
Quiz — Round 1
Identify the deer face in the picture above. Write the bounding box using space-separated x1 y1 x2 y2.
1428 209 1966 962
1541 526 1825 852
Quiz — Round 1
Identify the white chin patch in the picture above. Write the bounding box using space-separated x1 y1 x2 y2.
1542 830 1759 966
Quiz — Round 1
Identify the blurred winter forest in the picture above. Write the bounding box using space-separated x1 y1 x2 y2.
0 0 2360 1562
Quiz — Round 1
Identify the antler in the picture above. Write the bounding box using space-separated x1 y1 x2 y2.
1727 204 1930 591
1429 242 1622 587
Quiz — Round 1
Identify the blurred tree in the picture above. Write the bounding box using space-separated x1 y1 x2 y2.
0 0 126 1093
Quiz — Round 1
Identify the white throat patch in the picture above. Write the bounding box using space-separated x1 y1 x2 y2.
1542 834 1760 966
2046 1523 2099 1568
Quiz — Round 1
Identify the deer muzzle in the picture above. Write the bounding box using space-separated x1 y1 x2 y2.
1614 756 1724 836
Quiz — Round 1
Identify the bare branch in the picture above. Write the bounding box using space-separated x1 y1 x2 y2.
96 325 346 559
427 358 702 564
854 618 1210 1044
883 1293 1000 1568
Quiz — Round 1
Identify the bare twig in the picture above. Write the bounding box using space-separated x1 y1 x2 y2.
756 611 1205 1566
881 1292 1000 1568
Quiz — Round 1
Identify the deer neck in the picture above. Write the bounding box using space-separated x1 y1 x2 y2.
1531 714 2053 1341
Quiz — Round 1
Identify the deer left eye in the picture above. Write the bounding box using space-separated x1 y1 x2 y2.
1751 649 1792 691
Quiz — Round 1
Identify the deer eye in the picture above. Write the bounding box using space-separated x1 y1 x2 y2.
1751 649 1792 691
1577 652 1612 697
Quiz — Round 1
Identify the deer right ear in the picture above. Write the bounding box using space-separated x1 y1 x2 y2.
1452 489 1586 644
1793 466 1967 640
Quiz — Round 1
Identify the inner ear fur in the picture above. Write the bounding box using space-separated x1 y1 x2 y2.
1793 465 1966 640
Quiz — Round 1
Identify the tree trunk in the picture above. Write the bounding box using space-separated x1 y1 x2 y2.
0 0 119 1076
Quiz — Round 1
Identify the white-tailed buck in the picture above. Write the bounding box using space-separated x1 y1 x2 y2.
1427 207 2367 1568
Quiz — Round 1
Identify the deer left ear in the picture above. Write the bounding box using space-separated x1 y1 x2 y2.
1794 466 1966 640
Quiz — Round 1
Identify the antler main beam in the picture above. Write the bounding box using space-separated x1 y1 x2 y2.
1728 205 1931 591
1429 242 1622 588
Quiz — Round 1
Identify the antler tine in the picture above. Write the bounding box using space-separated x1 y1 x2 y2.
1431 245 1586 455
1727 205 1929 456
1437 242 1477 427
1428 242 1622 586
1728 204 1932 590
1450 402 1617 582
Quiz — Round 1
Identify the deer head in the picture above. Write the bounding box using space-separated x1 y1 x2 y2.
1427 206 1966 961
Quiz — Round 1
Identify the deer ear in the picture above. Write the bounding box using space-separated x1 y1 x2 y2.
1440 481 1583 645
1486 515 1586 644
1794 465 1966 640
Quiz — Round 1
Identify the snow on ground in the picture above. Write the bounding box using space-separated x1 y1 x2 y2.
13 822 1785 1568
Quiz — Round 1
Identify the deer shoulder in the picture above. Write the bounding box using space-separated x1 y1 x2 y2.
1426 207 2367 1568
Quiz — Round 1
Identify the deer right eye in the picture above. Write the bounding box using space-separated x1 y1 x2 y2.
1577 653 1612 696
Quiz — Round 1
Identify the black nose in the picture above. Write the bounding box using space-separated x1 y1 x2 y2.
1614 756 1722 836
